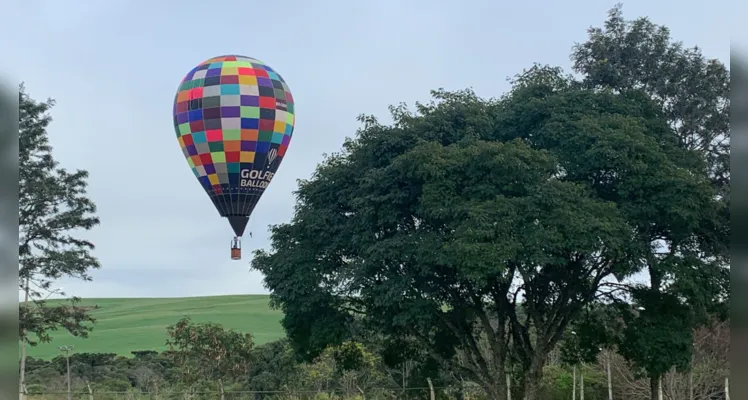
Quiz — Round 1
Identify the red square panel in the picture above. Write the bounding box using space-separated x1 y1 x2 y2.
189 87 204 99
189 120 205 132
259 96 275 108
259 119 274 131
254 68 269 78
237 67 255 76
206 129 223 142
226 151 240 162
200 153 213 165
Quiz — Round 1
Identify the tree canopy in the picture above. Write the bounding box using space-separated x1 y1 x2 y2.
568 6 730 398
165 317 254 398
18 85 101 345
252 53 722 398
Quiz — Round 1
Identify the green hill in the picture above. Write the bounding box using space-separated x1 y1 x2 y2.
25 295 285 360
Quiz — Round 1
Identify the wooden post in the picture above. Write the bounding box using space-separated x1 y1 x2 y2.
725 376 730 400
572 365 577 400
506 373 511 400
85 381 94 400
657 376 663 400
606 352 612 400
688 370 693 400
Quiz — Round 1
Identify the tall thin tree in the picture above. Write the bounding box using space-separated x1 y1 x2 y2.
18 85 101 399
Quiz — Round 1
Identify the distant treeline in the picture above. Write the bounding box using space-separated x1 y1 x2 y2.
23 318 728 400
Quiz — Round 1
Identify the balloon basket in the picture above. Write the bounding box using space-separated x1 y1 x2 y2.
230 238 242 260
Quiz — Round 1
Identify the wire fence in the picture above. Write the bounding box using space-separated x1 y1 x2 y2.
23 387 484 400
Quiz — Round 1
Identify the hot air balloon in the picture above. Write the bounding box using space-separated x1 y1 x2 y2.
173 55 295 260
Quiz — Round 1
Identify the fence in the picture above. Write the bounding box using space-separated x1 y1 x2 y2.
23 387 482 400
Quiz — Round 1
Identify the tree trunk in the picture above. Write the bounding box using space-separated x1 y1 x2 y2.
649 376 664 400
218 378 225 400
649 376 658 400
19 278 30 400
521 359 545 400
474 367 508 400
480 378 507 400
580 369 584 400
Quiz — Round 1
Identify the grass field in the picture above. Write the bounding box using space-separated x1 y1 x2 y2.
25 295 285 360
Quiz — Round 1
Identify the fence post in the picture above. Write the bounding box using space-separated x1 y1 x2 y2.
725 376 730 400
427 378 435 400
85 381 94 400
506 374 511 400
573 365 576 400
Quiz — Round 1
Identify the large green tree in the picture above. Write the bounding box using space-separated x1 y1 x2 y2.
18 85 101 397
570 6 730 398
252 58 717 399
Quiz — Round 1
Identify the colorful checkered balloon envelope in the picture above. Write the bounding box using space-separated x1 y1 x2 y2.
173 55 295 237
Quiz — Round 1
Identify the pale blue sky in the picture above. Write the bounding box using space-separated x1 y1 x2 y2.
6 0 729 299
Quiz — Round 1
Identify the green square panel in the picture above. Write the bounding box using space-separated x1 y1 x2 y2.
241 106 260 118
208 141 224 152
223 129 241 140
258 131 273 142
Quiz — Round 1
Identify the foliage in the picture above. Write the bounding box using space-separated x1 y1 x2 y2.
617 289 694 379
251 66 720 399
539 364 606 400
18 84 101 345
248 338 301 391
251 23 731 393
568 6 730 396
21 317 729 399
165 317 254 392
572 4 730 194
558 304 623 366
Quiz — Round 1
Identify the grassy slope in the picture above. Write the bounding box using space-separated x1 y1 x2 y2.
25 295 285 360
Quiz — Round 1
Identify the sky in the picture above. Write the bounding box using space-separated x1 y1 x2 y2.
5 0 730 299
